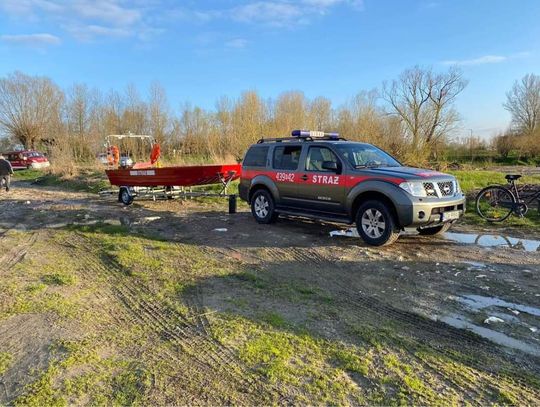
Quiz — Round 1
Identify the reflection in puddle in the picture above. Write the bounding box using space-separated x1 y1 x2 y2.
439 314 540 356
463 261 487 269
456 295 540 317
443 232 540 252
441 294 540 355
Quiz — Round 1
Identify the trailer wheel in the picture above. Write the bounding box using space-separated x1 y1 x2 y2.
119 187 134 206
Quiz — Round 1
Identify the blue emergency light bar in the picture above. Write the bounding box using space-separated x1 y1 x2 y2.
291 130 340 139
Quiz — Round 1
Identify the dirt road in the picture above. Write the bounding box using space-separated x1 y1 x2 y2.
1 182 539 405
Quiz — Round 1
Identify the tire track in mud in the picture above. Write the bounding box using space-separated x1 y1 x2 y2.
64 233 290 405
0 231 39 270
70 248 270 405
182 285 212 337
61 240 228 374
219 245 540 403
313 249 540 401
218 246 488 403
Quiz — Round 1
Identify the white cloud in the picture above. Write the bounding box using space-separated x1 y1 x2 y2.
0 0 364 43
0 33 61 46
303 0 363 10
441 52 531 66
66 25 133 41
0 0 141 24
231 0 363 26
71 1 142 26
442 55 507 66
232 2 303 25
225 38 249 49
0 0 149 40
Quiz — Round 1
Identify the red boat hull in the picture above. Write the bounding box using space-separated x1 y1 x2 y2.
106 164 241 187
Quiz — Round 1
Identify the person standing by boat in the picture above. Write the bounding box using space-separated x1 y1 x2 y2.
0 155 14 192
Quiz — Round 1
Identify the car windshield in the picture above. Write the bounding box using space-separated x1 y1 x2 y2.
336 144 401 168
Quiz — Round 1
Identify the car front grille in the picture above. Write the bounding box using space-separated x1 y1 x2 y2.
423 182 438 197
423 180 455 198
438 181 454 196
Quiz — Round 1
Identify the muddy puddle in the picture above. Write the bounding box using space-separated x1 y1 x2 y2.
439 314 540 356
443 232 540 252
439 294 540 356
456 294 540 317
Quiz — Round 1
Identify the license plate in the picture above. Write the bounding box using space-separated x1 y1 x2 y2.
442 211 460 221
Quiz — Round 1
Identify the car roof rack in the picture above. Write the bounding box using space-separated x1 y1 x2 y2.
257 136 348 143
257 132 348 144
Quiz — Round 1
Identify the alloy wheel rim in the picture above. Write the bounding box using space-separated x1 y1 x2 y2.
361 208 386 238
254 195 269 218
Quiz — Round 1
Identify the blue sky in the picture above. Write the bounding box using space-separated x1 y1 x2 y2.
0 0 539 139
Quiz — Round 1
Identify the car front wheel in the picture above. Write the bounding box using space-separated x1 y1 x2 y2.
250 189 278 224
356 200 400 246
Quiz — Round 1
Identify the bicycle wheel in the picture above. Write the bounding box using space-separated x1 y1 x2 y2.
475 186 515 222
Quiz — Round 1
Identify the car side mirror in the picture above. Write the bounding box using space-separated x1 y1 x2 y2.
322 161 339 172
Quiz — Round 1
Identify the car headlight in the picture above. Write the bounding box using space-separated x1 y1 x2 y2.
399 181 427 197
454 180 462 195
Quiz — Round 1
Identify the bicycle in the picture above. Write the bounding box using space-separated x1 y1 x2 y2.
475 174 540 222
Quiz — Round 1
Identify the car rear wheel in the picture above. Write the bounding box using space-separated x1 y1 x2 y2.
356 200 400 246
251 189 278 224
417 222 452 236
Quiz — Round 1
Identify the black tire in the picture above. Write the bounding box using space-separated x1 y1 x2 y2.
475 186 515 222
356 200 400 246
119 187 134 206
250 189 278 224
417 222 452 236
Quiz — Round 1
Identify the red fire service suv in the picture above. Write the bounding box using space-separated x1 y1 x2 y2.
3 150 50 170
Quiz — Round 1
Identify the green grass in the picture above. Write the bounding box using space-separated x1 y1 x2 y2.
12 169 45 181
332 348 370 376
3 220 540 405
450 170 540 194
0 352 13 375
449 170 540 232
41 273 77 286
13 169 109 193
259 311 288 329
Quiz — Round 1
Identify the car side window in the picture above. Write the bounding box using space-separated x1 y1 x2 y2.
273 146 302 170
305 147 339 172
243 146 269 167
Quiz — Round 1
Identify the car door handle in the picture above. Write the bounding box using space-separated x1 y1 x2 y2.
300 175 308 181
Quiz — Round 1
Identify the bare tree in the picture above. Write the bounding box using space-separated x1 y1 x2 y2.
382 66 467 157
309 96 332 131
493 132 514 158
503 73 540 135
103 89 124 134
231 91 268 158
123 83 147 135
273 91 307 135
64 83 102 159
0 71 64 149
148 81 170 144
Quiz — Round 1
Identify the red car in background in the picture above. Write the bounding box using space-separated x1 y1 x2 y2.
3 150 50 170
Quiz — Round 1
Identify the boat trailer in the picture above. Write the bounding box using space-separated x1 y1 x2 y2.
100 169 239 214
100 134 241 214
